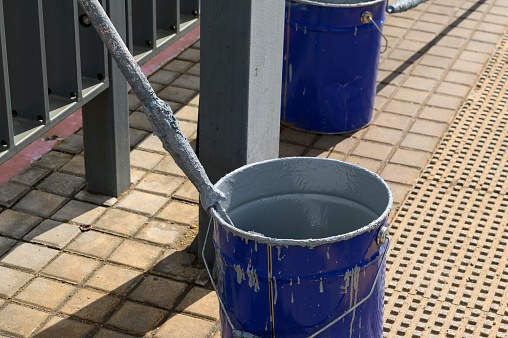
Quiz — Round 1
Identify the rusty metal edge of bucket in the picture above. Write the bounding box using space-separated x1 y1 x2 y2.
210 156 393 248
290 0 387 8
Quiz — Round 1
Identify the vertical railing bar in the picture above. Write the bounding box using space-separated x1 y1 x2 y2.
0 0 13 150
176 0 181 34
37 0 50 124
73 0 84 102
126 0 133 53
151 0 156 57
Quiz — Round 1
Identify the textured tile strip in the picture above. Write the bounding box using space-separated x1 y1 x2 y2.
384 33 508 337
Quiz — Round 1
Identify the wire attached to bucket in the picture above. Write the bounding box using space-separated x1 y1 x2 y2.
361 11 388 53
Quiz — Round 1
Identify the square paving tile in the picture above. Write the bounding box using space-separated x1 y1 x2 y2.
172 74 200 91
154 157 185 176
94 328 136 338
11 166 50 186
108 240 163 270
390 148 431 168
158 85 197 104
386 181 412 205
343 156 383 174
15 277 75 309
95 208 148 236
152 249 199 282
23 220 80 249
176 287 219 321
279 142 305 157
35 315 95 338
363 126 404 145
0 266 33 297
130 149 164 169
66 231 123 259
400 133 440 152
149 69 179 85
154 313 214 338
157 201 199 225
0 209 41 238
1 243 59 272
107 301 167 335
130 275 186 309
52 200 106 225
13 190 67 218
74 189 118 207
137 134 165 153
130 128 148 148
33 151 72 170
37 172 85 197
135 220 186 246
0 182 29 208
172 180 199 203
178 48 200 62
60 288 120 322
129 111 152 131
351 141 393 162
373 113 412 131
381 164 422 186
0 303 49 337
410 119 449 137
54 134 84 154
136 173 185 196
163 59 193 73
0 237 17 258
117 190 167 216
60 155 86 176
175 105 198 122
85 264 143 296
42 253 100 283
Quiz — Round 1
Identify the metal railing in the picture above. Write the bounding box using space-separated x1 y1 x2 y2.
0 0 199 171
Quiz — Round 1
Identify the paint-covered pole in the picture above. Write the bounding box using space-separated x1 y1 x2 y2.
387 0 429 13
78 0 226 212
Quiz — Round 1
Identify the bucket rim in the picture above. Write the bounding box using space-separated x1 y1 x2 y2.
211 157 393 247
287 0 387 8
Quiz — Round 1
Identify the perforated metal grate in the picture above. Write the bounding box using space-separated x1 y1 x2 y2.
384 34 508 337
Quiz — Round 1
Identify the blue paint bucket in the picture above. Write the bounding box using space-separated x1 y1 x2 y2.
281 0 387 134
207 157 392 337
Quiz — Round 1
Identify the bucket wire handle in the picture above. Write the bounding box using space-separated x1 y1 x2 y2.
361 11 388 53
202 212 262 338
308 234 391 338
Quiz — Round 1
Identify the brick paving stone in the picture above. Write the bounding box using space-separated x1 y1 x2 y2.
130 275 186 309
54 134 84 154
95 208 148 236
10 166 50 186
42 253 100 283
279 142 305 157
13 190 67 218
175 105 198 122
148 69 179 85
390 148 431 168
117 190 167 216
66 231 123 259
37 172 85 197
305 148 331 159
129 111 152 131
419 106 456 123
0 303 48 337
400 133 440 152
152 249 199 282
74 189 117 207
85 264 143 296
0 209 41 238
436 81 472 98
128 93 141 111
137 134 165 153
402 76 437 92
384 100 421 117
393 88 429 105
343 156 382 173
186 63 200 76
15 277 75 309
136 173 185 196
130 168 146 184
94 328 136 338
0 266 33 297
23 220 80 249
410 119 449 137
157 201 199 225
135 220 186 246
351 141 392 162
154 157 185 176
452 59 486 74
154 313 215 338
444 70 478 85
314 135 348 151
363 126 404 145
427 45 459 59
176 287 220 321
172 74 200 91
130 128 148 148
179 120 197 141
108 240 163 270
381 164 422 186
173 180 199 203
158 85 197 104
130 149 164 169
411 65 446 80
460 50 491 64
385 182 412 205
0 237 16 257
188 93 199 106
376 83 397 98
163 59 193 73
178 48 200 62
372 113 412 131
33 151 72 170
280 127 316 146
52 200 106 225
60 155 85 176
0 182 29 208
60 288 120 322
106 301 167 335
0 243 58 272
35 315 95 338
419 54 454 69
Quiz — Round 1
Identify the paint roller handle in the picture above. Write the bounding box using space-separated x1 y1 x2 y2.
78 0 226 211
387 0 429 14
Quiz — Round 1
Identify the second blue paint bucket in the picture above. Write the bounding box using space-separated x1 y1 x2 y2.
281 0 387 134
209 157 392 337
